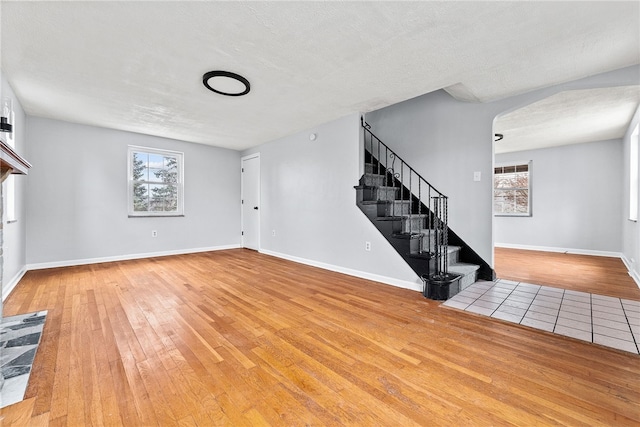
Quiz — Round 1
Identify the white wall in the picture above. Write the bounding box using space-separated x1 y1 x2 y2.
495 140 623 253
365 90 496 265
1 75 28 300
242 113 422 290
622 105 640 284
365 65 640 268
25 117 241 266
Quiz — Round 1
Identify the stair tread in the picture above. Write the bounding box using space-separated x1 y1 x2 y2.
392 233 423 240
361 200 411 205
448 263 480 274
406 252 433 260
375 216 405 221
360 200 391 205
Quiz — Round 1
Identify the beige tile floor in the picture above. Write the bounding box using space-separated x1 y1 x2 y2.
443 279 640 354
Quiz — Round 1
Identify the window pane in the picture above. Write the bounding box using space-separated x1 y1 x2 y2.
515 189 529 213
133 182 149 211
148 168 164 183
164 156 177 169
165 198 178 212
494 189 514 213
148 153 164 169
132 152 148 181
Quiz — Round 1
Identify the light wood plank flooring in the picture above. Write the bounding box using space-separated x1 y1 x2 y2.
1 249 639 425
494 247 640 300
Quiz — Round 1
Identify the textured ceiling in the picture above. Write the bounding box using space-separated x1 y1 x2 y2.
1 1 639 151
495 86 640 154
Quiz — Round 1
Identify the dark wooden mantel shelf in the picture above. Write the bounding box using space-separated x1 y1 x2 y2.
0 138 31 182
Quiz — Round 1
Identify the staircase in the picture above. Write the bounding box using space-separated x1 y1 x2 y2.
355 119 494 300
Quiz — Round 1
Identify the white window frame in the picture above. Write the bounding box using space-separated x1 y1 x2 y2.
494 161 532 217
128 145 184 217
4 109 16 223
630 124 639 222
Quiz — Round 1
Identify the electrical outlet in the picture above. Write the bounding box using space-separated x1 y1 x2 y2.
151 230 158 238
272 230 276 237
365 241 371 251
473 171 481 181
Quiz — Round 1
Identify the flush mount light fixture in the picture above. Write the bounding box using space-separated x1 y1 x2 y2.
202 71 250 97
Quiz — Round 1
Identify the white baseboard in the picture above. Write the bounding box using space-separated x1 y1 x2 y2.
260 249 423 292
25 244 242 271
621 255 640 290
2 266 27 303
495 243 623 259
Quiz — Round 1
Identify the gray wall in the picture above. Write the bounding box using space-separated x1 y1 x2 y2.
495 140 623 252
242 113 422 289
365 65 640 267
1 75 28 297
622 106 640 282
25 117 241 266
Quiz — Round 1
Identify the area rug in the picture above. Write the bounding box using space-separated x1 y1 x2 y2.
0 311 47 408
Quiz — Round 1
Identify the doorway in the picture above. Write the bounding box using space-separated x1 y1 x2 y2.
241 154 260 250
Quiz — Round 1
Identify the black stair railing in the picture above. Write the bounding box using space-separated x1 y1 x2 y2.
361 118 451 278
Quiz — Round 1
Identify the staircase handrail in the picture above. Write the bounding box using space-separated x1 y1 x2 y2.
361 118 447 198
361 117 451 278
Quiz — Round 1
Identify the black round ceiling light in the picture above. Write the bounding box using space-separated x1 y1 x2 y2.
202 71 250 97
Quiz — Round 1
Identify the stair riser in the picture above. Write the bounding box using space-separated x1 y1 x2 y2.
458 270 478 291
356 187 399 203
362 174 386 187
421 232 435 253
365 163 389 174
379 201 411 216
360 201 412 217
420 243 460 266
372 187 399 202
408 251 460 267
402 217 425 233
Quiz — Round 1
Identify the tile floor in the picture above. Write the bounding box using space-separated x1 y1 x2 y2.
0 310 48 408
443 279 640 355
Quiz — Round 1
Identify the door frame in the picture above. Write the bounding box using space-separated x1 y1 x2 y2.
240 153 260 250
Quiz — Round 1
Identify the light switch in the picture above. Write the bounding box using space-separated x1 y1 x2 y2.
473 171 481 181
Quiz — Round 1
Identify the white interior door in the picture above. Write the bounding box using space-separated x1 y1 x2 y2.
241 154 260 250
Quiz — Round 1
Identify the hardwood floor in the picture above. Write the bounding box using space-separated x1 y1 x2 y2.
1 249 639 426
494 247 640 300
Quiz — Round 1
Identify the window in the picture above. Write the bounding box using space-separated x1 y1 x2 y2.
494 162 531 216
4 109 16 222
128 146 184 216
630 124 639 221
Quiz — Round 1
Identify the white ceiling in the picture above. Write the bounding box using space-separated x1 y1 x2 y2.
495 86 640 154
1 1 639 151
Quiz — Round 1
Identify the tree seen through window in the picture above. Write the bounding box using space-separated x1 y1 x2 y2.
129 147 183 216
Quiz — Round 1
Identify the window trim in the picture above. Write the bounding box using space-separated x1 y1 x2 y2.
494 160 532 217
5 110 16 223
127 145 184 217
629 124 639 222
